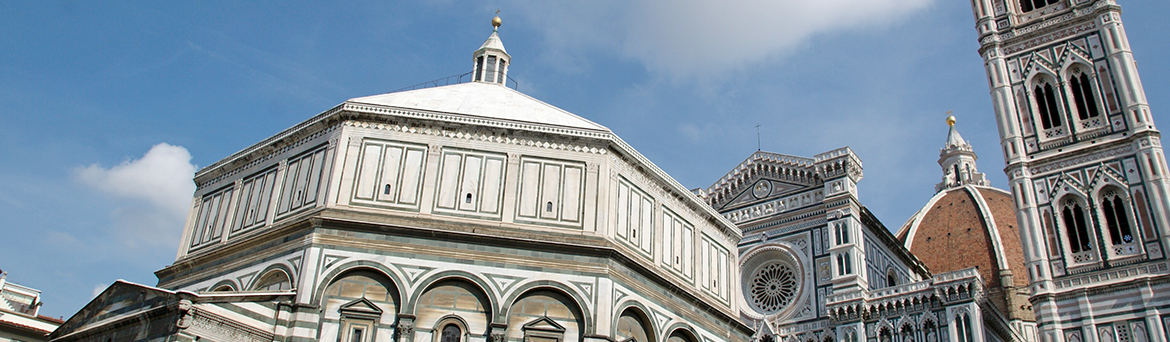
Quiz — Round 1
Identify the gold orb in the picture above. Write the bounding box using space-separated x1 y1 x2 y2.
946 115 957 127
492 16 501 28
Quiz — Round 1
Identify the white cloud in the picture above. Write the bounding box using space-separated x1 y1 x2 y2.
516 0 934 78
91 283 106 299
75 143 197 248
76 143 196 219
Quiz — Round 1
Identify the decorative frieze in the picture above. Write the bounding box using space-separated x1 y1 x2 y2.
345 120 607 156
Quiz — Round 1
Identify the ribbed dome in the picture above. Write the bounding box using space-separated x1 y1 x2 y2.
897 186 1026 290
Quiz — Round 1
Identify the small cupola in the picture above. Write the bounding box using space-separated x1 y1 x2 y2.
473 14 510 85
936 114 988 192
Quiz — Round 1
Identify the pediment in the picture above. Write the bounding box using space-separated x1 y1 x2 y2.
718 178 812 211
701 151 820 210
522 316 566 333
339 297 383 315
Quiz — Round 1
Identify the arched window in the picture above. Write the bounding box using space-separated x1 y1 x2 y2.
253 269 292 291
835 252 853 276
886 268 898 287
441 323 462 342
923 321 938 342
1061 200 1093 254
1020 0 1060 13
1068 68 1101 120
1100 190 1135 245
1034 79 1063 130
900 324 915 342
835 223 850 245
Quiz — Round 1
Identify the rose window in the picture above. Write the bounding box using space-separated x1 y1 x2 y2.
749 262 798 313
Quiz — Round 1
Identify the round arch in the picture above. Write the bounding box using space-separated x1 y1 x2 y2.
312 260 408 308
499 280 594 329
208 279 238 292
662 323 700 342
405 270 498 318
613 301 657 342
251 263 295 291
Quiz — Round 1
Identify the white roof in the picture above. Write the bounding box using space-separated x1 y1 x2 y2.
347 82 609 132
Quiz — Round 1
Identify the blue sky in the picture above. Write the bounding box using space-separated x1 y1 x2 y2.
1 1 1167 319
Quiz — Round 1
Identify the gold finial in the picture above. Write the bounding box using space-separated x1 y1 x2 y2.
946 111 956 127
492 10 501 28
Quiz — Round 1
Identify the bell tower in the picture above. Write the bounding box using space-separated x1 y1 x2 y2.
972 0 1170 341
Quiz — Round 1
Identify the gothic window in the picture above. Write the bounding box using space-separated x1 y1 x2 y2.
1033 79 1063 130
886 268 898 287
1061 200 1093 254
955 313 974 342
837 252 852 276
901 324 916 342
1068 68 1101 120
1020 0 1059 13
1100 190 1135 245
834 222 850 245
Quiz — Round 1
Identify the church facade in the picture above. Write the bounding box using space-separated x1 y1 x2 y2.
47 1 1170 342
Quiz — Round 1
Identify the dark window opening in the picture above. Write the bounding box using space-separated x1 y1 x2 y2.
1021 0 1060 13
475 57 485 82
1103 196 1134 244
1070 73 1101 120
441 324 461 342
465 193 473 204
1062 203 1093 253
546 201 553 212
384 184 392 195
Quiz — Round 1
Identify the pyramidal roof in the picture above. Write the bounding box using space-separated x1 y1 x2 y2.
478 30 507 55
347 82 608 132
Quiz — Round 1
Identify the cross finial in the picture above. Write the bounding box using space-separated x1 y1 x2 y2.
945 111 956 127
492 10 502 29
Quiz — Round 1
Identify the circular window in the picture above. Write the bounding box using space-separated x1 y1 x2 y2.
752 181 771 199
741 247 803 317
749 262 798 313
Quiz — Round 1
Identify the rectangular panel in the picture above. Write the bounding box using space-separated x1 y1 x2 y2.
480 158 504 213
377 146 404 202
354 144 383 200
662 213 674 268
700 239 711 290
399 148 425 205
437 153 463 209
561 166 582 222
629 191 642 242
682 224 693 278
256 170 276 223
639 198 653 253
211 189 232 239
458 155 483 211
291 154 315 209
302 150 326 207
233 179 255 232
540 164 562 219
202 193 223 243
616 182 629 239
191 198 213 246
718 248 728 299
519 162 542 217
278 158 302 214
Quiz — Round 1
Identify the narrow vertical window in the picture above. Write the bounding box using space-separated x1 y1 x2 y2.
1044 83 1061 126
497 60 506 84
1035 85 1053 129
1062 201 1093 253
475 57 485 81
485 56 497 83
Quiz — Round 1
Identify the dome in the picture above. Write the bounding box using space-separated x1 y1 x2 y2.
897 185 1026 290
895 116 1034 322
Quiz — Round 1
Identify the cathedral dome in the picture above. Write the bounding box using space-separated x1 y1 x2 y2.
895 116 1033 322
897 185 1026 290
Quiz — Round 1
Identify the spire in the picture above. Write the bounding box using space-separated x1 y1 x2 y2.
936 113 988 192
473 12 510 85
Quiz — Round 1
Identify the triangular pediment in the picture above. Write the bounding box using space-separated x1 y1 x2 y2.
720 178 812 211
701 151 820 210
522 316 566 333
339 297 383 315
